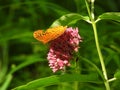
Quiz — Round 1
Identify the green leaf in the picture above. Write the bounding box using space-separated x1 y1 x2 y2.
10 55 46 74
97 12 120 22
114 70 120 79
0 74 12 90
12 73 102 90
50 13 89 27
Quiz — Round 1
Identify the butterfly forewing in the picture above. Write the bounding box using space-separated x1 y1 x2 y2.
33 26 67 44
46 26 66 41
33 30 45 42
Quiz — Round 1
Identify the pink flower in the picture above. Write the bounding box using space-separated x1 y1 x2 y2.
47 27 82 72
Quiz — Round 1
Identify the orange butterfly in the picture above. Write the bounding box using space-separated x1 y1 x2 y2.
33 26 67 44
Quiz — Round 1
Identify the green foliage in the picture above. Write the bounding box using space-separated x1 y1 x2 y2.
114 70 120 79
97 12 120 22
13 73 101 90
0 0 120 90
50 13 89 27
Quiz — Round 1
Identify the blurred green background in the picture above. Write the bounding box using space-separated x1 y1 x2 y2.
0 0 120 90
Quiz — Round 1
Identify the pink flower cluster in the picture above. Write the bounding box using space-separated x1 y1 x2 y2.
47 27 82 72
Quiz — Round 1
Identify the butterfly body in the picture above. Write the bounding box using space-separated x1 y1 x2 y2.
33 26 67 44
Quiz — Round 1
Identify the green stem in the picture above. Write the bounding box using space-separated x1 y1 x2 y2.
74 58 80 90
74 81 78 90
92 22 110 90
108 77 116 83
85 0 110 90
0 74 12 90
0 42 9 84
85 0 92 21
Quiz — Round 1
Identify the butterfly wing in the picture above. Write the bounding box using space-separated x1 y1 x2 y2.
45 26 67 41
33 26 67 44
33 30 45 43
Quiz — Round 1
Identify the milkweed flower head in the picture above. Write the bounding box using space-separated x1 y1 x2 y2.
47 27 82 72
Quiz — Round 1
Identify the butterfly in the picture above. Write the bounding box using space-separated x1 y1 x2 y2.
33 26 67 44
